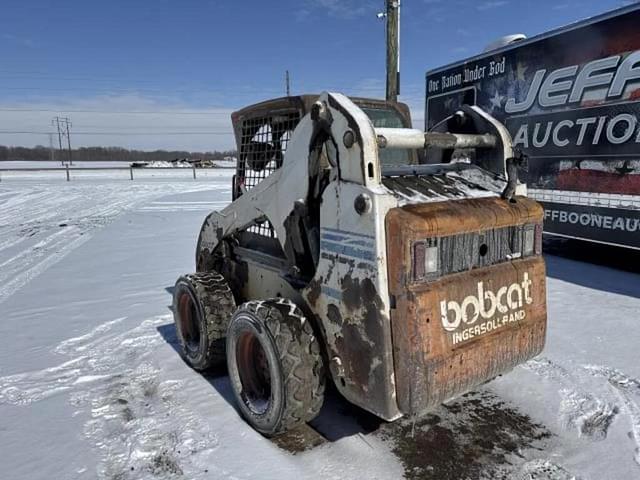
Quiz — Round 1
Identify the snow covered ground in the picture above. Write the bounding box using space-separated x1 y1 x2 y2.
0 173 639 480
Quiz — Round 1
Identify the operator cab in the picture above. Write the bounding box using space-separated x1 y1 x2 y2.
219 95 417 283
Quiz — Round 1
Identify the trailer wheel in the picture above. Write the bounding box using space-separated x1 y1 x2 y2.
226 298 325 436
173 272 236 371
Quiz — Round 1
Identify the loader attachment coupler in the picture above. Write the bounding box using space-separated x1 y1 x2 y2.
378 105 515 180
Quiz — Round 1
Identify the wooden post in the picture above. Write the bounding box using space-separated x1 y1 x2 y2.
66 164 70 181
130 167 134 180
192 165 196 180
386 0 400 102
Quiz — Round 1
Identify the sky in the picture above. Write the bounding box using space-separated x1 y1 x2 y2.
0 0 636 152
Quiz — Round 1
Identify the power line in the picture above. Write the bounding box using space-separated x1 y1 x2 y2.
0 130 233 135
0 72 378 89
3 124 232 129
0 83 397 95
0 85 287 95
0 108 233 114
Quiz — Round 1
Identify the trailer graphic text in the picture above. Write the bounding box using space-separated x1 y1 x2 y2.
505 51 640 114
508 103 640 155
428 57 507 94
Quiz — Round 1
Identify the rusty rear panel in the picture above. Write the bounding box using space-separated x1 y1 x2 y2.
386 197 547 416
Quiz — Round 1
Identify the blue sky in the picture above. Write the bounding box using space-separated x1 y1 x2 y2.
0 0 634 151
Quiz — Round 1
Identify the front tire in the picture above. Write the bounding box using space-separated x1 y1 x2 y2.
172 272 236 371
226 299 325 436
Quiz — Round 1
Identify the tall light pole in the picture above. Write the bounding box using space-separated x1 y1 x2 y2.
378 0 401 102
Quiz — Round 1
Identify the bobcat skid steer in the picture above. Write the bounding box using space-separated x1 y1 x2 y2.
172 92 547 436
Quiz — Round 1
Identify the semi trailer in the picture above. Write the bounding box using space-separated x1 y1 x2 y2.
425 4 640 249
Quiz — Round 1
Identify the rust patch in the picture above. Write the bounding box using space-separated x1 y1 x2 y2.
215 226 224 243
330 274 396 417
326 304 342 327
341 275 361 311
325 256 338 281
306 277 322 308
341 275 386 353
196 247 211 272
334 323 373 390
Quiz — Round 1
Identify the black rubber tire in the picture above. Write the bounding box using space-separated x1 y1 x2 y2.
226 298 325 436
173 272 236 371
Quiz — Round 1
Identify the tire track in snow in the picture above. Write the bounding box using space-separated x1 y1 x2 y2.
0 181 231 305
583 365 640 466
521 358 619 440
54 316 126 355
0 315 221 479
0 225 75 270
0 234 27 253
0 228 93 305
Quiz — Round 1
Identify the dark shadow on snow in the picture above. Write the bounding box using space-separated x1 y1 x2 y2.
544 238 640 299
165 286 175 313
156 323 180 355
308 384 384 441
156 322 236 406
155 320 384 448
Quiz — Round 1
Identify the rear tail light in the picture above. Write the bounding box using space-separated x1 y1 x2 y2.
523 224 535 256
425 244 439 274
534 223 543 255
413 238 439 280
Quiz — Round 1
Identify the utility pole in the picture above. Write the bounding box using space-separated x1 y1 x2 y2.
48 133 55 163
53 117 63 165
52 116 73 166
65 118 73 165
285 70 291 97
385 0 400 102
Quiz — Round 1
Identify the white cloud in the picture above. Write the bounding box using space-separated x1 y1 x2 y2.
452 46 470 54
476 1 509 11
300 0 379 20
0 94 236 152
2 33 36 48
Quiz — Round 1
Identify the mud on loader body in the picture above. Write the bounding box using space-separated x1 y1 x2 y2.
172 92 547 435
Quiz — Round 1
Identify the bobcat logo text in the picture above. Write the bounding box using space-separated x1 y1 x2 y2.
440 273 533 345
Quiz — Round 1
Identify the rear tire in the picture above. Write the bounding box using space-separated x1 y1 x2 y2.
173 272 236 371
226 298 325 436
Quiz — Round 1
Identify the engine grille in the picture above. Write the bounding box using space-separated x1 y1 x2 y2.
413 224 536 281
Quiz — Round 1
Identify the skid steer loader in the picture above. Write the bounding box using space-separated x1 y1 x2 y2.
172 92 547 436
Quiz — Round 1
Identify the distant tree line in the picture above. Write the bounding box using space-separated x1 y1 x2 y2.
0 145 237 162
